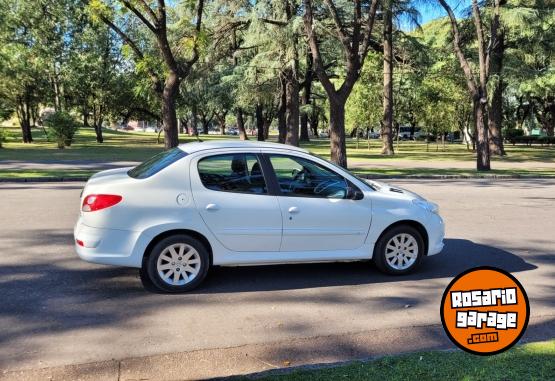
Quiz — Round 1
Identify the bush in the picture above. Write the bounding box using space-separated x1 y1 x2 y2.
45 112 78 149
505 128 524 140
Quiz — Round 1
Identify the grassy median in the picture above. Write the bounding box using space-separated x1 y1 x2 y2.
1 126 554 179
251 339 555 381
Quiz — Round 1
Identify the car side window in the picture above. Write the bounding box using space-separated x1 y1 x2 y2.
268 154 350 199
198 154 267 194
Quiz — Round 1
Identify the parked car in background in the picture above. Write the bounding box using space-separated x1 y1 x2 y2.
398 126 421 140
75 141 444 292
368 130 380 139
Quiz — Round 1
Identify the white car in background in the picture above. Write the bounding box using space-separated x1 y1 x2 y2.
74 141 444 292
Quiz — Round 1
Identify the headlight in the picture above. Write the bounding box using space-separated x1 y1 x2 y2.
412 199 439 214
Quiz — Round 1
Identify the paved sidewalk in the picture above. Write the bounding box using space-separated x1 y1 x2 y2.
350 159 555 171
1 316 553 381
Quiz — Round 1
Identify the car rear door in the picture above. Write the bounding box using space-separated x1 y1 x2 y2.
190 151 282 252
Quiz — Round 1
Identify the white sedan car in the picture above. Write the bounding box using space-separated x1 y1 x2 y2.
75 141 444 292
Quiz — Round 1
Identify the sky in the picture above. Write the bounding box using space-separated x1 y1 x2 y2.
406 0 470 29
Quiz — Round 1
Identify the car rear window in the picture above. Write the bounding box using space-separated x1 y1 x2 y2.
128 148 187 179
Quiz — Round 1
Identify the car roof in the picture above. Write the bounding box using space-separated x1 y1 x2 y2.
178 140 309 154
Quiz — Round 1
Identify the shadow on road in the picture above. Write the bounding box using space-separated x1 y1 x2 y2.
192 238 537 293
0 234 543 369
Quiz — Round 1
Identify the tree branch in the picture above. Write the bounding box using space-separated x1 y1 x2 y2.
99 14 144 59
137 0 159 24
438 0 479 96
259 17 288 27
99 14 163 94
359 0 379 66
323 0 351 53
471 0 488 89
120 0 157 33
304 0 337 97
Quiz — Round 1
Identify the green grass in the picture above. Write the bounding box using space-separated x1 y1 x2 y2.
248 340 555 381
1 126 554 179
0 169 95 179
352 167 555 178
0 126 170 162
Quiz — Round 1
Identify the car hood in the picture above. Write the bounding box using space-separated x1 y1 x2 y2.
366 180 425 201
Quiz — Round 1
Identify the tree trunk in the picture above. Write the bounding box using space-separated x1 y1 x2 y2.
474 99 490 170
94 122 104 143
263 119 271 140
381 2 394 155
284 67 300 146
83 106 89 127
488 31 506 156
277 75 287 143
310 100 319 137
236 108 248 140
536 99 555 137
201 114 210 134
438 0 491 171
216 112 227 135
17 97 33 143
256 103 265 141
329 98 348 168
300 52 313 142
161 72 180 148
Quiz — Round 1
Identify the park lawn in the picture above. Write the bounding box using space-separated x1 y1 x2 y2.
1 126 554 179
2 167 554 180
247 339 555 381
353 167 555 178
0 169 96 179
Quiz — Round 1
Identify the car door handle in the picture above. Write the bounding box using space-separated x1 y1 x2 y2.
288 206 300 214
206 203 219 211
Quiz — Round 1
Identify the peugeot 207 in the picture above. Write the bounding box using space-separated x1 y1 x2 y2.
74 141 444 292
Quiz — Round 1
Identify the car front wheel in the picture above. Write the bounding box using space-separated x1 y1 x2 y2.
373 225 424 275
144 234 210 292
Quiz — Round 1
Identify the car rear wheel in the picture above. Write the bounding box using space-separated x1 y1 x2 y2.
144 234 210 292
373 225 424 275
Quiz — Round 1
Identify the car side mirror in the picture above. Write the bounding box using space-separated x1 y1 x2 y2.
346 187 364 200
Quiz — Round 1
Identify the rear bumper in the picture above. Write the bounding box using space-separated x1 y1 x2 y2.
427 213 445 256
74 218 143 268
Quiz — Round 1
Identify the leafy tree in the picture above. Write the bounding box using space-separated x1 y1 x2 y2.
438 0 503 170
91 0 206 148
303 0 379 168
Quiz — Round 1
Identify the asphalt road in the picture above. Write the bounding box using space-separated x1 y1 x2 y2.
1 179 554 376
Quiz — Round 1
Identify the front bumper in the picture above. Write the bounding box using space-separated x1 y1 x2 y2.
427 213 445 256
74 218 143 268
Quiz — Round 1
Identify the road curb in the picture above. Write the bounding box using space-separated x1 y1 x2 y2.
2 317 553 381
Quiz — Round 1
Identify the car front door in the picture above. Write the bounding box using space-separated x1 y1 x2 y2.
266 154 372 252
190 152 282 252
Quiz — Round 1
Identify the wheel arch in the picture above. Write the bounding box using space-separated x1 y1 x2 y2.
142 229 214 267
374 220 429 256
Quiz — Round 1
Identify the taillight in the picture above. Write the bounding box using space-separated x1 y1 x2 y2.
82 194 122 212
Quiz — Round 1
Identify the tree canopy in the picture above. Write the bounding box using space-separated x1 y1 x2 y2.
0 0 553 170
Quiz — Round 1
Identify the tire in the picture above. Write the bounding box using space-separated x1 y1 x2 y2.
373 225 424 275
143 234 210 293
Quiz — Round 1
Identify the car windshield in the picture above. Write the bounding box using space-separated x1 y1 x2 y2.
128 148 187 179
